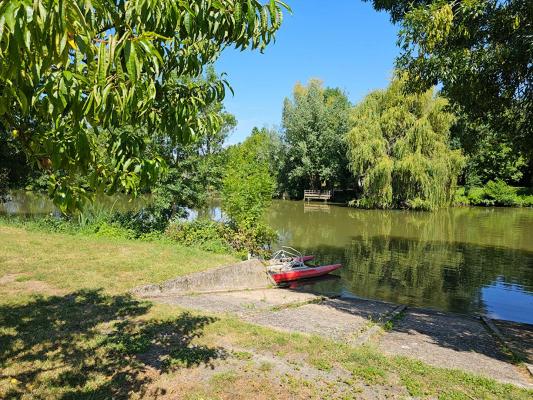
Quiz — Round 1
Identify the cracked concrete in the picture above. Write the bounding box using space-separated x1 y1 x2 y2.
144 287 533 389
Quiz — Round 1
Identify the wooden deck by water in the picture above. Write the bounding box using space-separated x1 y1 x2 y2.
303 190 332 202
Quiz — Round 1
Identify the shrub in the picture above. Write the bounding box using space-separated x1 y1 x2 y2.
404 198 432 211
521 195 533 207
453 187 470 206
32 216 71 232
226 220 277 258
455 181 532 207
110 202 186 238
165 218 277 258
92 222 135 239
165 219 233 254
348 197 383 209
463 186 486 206
483 180 519 206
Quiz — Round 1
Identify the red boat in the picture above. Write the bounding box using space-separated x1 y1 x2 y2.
267 247 341 284
269 263 342 284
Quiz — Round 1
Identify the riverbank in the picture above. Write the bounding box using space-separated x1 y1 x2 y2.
3 203 533 322
1 225 532 399
147 286 533 387
453 182 533 208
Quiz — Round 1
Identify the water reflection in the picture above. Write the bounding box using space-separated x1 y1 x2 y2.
268 201 533 323
3 192 533 323
0 190 149 217
481 279 533 323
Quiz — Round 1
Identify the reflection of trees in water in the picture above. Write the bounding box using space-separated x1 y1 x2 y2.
1 190 149 216
267 201 533 315
341 236 533 314
269 200 533 254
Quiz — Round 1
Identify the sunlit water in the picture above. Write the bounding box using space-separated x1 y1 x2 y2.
267 201 533 324
2 193 532 323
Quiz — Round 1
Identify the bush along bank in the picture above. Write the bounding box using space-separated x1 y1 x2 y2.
0 128 280 258
454 180 533 207
165 219 276 258
0 211 277 260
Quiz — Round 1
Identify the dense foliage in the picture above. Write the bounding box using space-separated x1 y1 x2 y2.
451 114 527 186
455 180 533 207
280 80 352 197
346 76 465 210
367 0 532 170
222 129 277 255
0 0 289 211
142 67 237 215
165 219 233 254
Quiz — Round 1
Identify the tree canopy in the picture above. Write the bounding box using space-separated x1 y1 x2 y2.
0 0 289 211
222 129 276 254
451 114 527 186
222 130 276 227
367 0 532 160
346 75 465 210
281 80 352 197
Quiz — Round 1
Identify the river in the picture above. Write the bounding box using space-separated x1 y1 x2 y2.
1 192 532 323
268 201 533 324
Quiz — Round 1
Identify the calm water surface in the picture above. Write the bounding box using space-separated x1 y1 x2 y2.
2 193 532 323
0 191 148 216
267 201 533 324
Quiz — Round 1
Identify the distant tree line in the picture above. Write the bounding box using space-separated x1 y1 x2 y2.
4 71 529 211
258 73 529 209
1 0 531 213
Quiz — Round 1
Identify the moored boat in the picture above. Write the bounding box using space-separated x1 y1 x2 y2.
267 246 341 284
269 263 342 284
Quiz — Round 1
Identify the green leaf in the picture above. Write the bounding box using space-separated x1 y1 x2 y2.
1 1 18 31
125 41 138 83
15 88 29 113
98 42 107 86
184 12 192 34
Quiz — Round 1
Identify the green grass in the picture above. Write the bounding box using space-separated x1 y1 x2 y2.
197 317 532 399
0 224 236 295
0 223 531 399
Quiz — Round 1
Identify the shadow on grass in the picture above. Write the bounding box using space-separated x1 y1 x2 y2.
0 289 223 399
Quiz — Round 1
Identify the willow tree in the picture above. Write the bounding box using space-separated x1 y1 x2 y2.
346 76 464 210
0 0 289 212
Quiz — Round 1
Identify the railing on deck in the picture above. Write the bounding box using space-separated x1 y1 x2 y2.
303 190 332 202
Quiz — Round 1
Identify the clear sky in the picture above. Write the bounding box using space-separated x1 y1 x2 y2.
216 0 399 144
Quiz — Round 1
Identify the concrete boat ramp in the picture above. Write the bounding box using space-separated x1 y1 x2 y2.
133 260 533 389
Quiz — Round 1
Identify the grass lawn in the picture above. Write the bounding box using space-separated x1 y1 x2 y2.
1 224 532 399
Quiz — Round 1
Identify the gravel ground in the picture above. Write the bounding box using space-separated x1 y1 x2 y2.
377 308 532 387
244 297 397 341
147 288 533 388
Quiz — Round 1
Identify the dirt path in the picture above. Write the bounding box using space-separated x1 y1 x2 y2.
149 288 533 389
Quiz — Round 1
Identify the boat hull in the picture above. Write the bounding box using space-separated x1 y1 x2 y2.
270 263 342 284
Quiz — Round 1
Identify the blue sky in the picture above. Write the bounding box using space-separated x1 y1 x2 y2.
216 0 399 144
